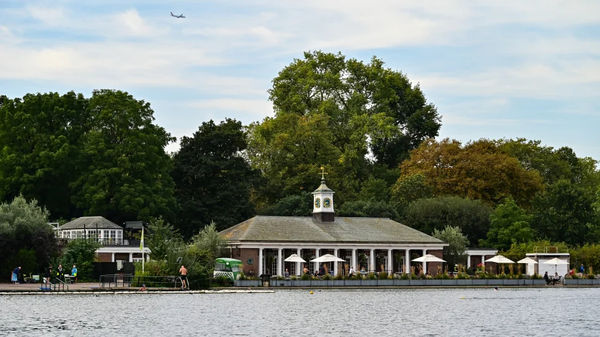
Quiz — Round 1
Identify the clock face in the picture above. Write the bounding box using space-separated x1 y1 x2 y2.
314 198 321 208
324 198 331 208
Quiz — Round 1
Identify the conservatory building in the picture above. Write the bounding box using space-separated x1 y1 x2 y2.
220 174 447 277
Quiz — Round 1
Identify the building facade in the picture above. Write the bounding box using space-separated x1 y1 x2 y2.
220 175 447 277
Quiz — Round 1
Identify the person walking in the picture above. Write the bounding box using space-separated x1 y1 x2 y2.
11 266 21 284
56 264 64 281
179 265 188 290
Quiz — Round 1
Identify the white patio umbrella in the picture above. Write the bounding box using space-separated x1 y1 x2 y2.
517 257 538 275
412 254 446 274
310 254 345 263
517 257 538 264
485 255 515 264
412 254 446 263
284 254 306 263
543 257 569 273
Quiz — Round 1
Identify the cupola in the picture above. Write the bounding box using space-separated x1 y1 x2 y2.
312 166 335 222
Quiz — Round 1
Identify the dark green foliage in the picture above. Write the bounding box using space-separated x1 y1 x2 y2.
172 119 258 237
59 239 100 281
0 195 58 277
481 198 534 250
146 217 183 261
337 200 399 219
0 92 89 219
403 196 492 245
432 226 468 268
531 179 598 245
261 192 312 216
71 90 177 224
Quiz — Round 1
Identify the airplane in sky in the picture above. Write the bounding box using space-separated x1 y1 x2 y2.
170 12 185 18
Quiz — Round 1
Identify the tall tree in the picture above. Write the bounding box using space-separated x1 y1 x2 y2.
172 119 258 237
248 51 441 206
432 226 468 269
70 90 177 224
397 139 544 207
0 92 89 219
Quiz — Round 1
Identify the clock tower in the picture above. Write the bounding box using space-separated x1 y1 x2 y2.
312 166 335 222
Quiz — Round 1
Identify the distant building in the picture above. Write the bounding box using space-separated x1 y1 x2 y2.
58 216 150 263
220 171 447 277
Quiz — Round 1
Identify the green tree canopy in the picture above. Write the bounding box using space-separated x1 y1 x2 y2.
432 226 468 268
403 196 492 245
247 51 440 207
146 217 183 261
0 92 89 219
172 119 258 236
71 90 177 224
481 198 534 250
0 195 57 277
531 179 598 245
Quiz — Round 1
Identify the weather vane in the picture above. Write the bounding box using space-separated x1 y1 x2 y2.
320 165 328 181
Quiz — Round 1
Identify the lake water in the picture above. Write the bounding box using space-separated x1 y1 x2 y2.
1 288 599 336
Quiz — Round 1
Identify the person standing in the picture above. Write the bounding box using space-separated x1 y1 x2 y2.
580 264 585 274
56 264 64 281
179 265 188 290
71 264 78 283
11 266 21 284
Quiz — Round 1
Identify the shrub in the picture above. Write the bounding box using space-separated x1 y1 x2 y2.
378 272 388 279
301 273 311 280
211 275 233 287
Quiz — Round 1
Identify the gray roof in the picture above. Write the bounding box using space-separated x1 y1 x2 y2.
220 216 444 244
312 181 334 193
60 216 122 230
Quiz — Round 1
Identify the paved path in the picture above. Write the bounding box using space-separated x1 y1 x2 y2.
0 282 101 292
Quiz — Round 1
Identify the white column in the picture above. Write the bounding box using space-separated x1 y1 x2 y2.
369 249 375 273
258 248 264 276
387 249 393 274
333 248 339 276
314 249 320 273
422 249 428 274
277 248 283 277
111 253 115 262
352 249 357 272
481 255 486 267
404 249 410 274
467 255 471 268
129 253 133 262
296 248 302 276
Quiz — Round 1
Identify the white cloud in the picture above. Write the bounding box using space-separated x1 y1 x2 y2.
113 9 158 37
27 6 66 26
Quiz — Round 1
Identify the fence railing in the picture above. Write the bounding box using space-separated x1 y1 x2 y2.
99 274 183 289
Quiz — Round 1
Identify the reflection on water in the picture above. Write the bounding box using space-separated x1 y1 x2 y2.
1 288 600 337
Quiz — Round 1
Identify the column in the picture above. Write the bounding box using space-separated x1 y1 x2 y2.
422 249 428 274
111 253 115 262
258 248 264 276
352 248 357 273
404 249 410 274
333 248 339 276
314 249 320 273
277 248 283 277
369 249 375 273
296 248 302 276
481 255 486 267
467 255 471 268
387 249 393 274
129 253 133 262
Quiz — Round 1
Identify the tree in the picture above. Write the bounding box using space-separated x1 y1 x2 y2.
481 198 534 250
248 51 441 206
337 200 399 219
60 239 100 281
0 195 58 277
261 192 312 216
403 196 492 245
432 226 468 269
531 179 598 245
71 90 177 224
190 222 226 262
146 217 183 261
172 119 258 237
0 92 89 219
397 139 544 207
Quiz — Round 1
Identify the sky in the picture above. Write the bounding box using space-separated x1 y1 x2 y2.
1 1 599 159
